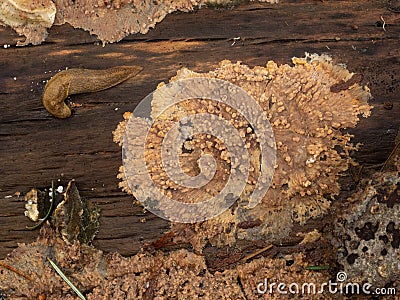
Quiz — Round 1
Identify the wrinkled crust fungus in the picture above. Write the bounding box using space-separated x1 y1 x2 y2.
0 225 330 299
1 0 278 46
114 54 372 251
0 0 56 45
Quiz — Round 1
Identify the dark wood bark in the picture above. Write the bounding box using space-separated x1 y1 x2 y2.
0 0 399 259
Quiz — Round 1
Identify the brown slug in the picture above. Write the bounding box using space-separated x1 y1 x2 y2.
42 66 143 118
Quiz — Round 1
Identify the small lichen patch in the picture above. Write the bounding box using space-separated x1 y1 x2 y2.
335 172 400 287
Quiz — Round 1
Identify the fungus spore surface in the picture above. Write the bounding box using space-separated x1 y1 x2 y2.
114 54 372 250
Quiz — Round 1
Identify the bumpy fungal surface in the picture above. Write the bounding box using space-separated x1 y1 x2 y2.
53 0 203 45
334 172 400 288
0 225 330 299
114 54 372 251
1 0 278 45
0 0 56 45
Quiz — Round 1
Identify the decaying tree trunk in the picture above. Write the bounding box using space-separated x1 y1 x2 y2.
0 0 399 259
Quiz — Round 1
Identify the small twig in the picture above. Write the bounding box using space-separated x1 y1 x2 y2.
381 140 400 172
47 258 86 300
388 6 400 13
241 244 273 263
380 16 386 31
0 261 34 282
365 163 385 169
231 37 241 46
305 265 330 271
26 181 56 230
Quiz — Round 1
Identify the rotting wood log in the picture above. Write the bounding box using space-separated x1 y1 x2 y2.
0 0 399 259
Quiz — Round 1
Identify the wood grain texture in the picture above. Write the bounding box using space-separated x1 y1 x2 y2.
0 0 399 259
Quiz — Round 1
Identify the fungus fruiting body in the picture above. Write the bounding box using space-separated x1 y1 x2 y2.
0 224 329 299
114 54 372 250
0 0 56 45
1 0 278 45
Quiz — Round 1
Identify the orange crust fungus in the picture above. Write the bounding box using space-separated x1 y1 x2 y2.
115 54 372 251
0 224 330 299
1 0 278 46
0 0 56 45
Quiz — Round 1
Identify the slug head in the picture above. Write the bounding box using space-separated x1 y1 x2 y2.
43 80 72 119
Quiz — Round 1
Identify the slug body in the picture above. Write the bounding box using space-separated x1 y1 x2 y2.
42 66 143 118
